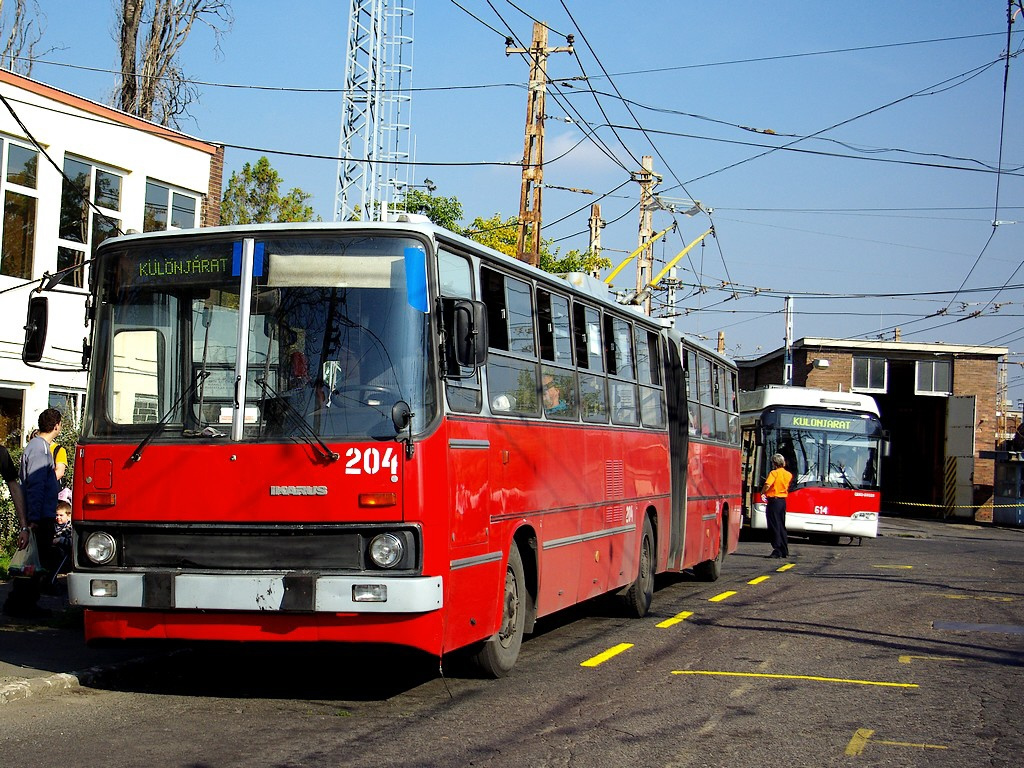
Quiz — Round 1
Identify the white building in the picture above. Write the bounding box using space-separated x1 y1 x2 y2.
0 69 223 447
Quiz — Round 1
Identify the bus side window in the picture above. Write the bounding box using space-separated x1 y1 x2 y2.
637 330 665 428
698 355 714 438
574 302 607 422
538 289 572 364
439 250 481 414
713 365 728 441
606 315 637 426
685 349 700 436
727 370 739 443
482 268 538 416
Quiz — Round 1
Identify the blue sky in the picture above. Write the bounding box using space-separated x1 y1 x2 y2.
23 1 1024 404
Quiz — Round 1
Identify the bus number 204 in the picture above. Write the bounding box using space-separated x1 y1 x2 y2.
345 447 399 481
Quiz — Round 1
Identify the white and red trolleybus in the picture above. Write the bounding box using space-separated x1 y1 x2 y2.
23 218 741 676
739 386 885 543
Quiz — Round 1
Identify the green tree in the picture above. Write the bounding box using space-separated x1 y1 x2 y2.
465 213 610 277
220 156 319 224
397 188 463 233
464 213 527 260
540 248 611 276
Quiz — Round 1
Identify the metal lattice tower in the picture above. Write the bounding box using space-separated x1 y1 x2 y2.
335 0 414 222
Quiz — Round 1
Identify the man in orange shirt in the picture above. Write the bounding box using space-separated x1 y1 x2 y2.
762 453 793 559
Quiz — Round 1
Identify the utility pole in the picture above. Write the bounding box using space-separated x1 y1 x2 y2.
588 203 604 278
635 156 660 315
507 22 573 267
784 296 794 386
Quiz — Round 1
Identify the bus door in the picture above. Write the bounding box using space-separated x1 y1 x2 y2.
741 426 761 522
665 338 688 569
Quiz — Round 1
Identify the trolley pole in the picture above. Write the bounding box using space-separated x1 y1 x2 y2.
507 22 573 267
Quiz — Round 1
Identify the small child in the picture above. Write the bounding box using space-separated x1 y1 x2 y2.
53 500 72 550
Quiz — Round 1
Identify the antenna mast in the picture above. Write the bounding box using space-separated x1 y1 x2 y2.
335 0 414 221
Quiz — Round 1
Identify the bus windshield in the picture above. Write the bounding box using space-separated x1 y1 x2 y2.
86 232 435 442
762 407 882 491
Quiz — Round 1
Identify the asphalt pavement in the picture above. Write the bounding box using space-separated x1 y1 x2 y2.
0 576 180 705
1 514 1014 707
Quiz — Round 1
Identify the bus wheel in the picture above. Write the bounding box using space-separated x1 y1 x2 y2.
695 519 726 582
473 545 526 678
621 517 654 618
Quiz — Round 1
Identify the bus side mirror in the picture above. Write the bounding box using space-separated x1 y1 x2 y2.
755 423 764 447
452 299 487 368
882 430 891 457
23 295 49 365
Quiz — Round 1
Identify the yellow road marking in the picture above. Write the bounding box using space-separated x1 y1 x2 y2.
708 591 737 602
875 739 948 750
748 576 770 585
898 654 964 664
671 670 917 688
777 563 795 572
873 565 913 569
657 611 694 628
580 643 633 667
846 728 947 754
845 728 874 755
926 593 1015 602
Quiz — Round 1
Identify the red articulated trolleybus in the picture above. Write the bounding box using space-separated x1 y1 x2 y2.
739 386 886 544
23 218 741 676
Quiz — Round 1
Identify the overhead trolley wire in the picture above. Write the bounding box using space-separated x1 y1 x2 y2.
594 30 1024 78
680 53 1013 185
481 0 631 173
947 6 1024 315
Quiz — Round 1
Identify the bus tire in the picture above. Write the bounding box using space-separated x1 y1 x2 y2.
695 518 726 582
621 516 655 618
472 544 526 678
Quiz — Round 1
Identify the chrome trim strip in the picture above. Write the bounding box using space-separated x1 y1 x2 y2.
450 551 503 570
449 439 490 450
542 524 636 550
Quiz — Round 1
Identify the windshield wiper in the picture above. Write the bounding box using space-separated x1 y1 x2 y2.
131 370 212 462
254 376 340 462
184 425 227 439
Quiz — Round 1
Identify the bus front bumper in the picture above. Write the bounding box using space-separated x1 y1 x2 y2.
68 572 444 614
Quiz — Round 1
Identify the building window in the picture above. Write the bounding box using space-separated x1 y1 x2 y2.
0 139 39 280
49 390 85 430
916 359 951 396
144 180 197 232
853 356 887 393
58 157 122 287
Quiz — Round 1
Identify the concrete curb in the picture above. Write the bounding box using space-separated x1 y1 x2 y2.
0 650 186 706
1 670 86 704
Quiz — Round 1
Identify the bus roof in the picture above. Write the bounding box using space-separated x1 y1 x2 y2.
94 217 663 325
738 386 879 416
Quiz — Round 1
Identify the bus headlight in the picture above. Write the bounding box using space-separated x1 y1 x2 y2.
84 532 117 565
369 533 404 568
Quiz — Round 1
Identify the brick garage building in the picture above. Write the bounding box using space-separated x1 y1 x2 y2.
737 338 1008 521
